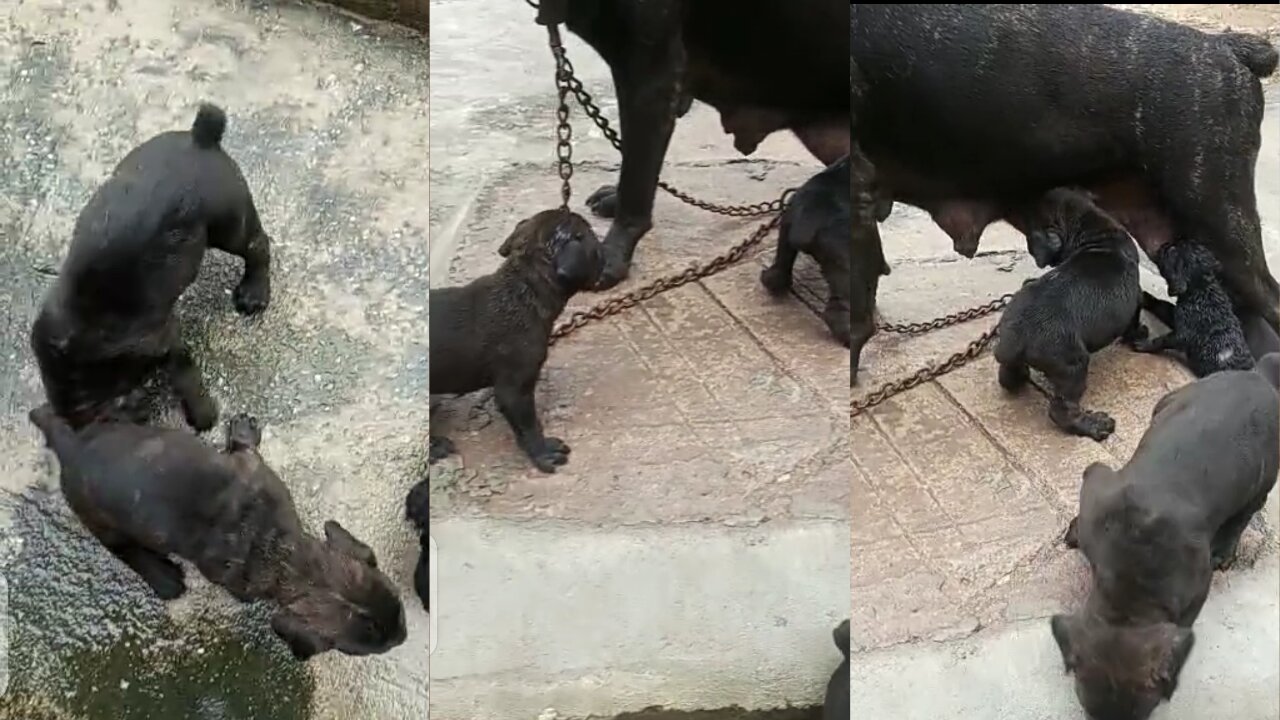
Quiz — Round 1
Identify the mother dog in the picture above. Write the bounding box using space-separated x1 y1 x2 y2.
852 4 1279 332
545 0 849 289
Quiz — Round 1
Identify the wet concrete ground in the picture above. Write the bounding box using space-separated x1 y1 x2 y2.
427 1 847 718
0 1 428 718
849 83 1280 719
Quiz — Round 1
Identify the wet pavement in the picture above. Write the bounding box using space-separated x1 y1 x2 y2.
427 1 847 718
849 80 1280 719
0 1 428 719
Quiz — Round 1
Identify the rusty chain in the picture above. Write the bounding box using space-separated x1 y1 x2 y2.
536 11 1012 409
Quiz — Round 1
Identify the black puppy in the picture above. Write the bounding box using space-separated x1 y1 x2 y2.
1132 241 1254 376
822 619 850 720
1054 353 1280 720
760 156 853 348
28 406 407 660
429 209 603 473
994 188 1143 441
31 104 272 432
554 0 848 288
405 478 430 611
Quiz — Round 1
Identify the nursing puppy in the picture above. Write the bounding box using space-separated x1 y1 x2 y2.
405 479 430 611
1055 354 1280 720
429 209 603 473
822 619 850 720
28 407 407 660
760 156 854 348
31 104 271 432
1132 241 1253 376
994 188 1143 441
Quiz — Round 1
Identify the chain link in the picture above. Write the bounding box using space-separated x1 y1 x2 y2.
547 26 574 209
877 292 1013 336
850 328 1000 418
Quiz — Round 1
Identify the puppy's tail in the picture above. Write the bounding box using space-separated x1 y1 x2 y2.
191 103 227 149
28 404 79 458
832 618 850 659
1223 32 1278 78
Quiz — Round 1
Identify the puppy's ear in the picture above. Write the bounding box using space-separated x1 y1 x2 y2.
499 217 536 258
1156 627 1195 699
1050 614 1082 673
324 520 378 568
1027 230 1062 269
271 612 332 661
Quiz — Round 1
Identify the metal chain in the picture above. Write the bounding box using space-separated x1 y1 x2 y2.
850 328 1000 418
877 293 1014 336
548 25 574 209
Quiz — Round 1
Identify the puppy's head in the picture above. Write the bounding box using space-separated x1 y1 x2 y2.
1024 188 1119 269
498 209 602 292
1051 613 1194 720
1155 242 1221 297
273 521 407 660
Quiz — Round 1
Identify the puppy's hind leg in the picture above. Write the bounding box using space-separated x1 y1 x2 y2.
1044 345 1115 441
111 542 188 600
165 327 217 433
1211 493 1269 571
210 205 272 316
494 375 569 474
997 359 1029 393
760 223 800 295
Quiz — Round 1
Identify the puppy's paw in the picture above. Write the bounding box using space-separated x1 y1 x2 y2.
1075 411 1116 442
1211 551 1236 572
429 436 457 464
185 396 219 434
760 265 793 295
233 279 271 316
529 437 571 474
585 185 619 219
226 413 262 450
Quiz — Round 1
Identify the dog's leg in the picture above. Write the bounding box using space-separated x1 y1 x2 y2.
1045 347 1115 441
1131 330 1178 356
210 205 272 316
998 360 1030 393
1062 516 1080 548
494 376 570 473
760 222 800 295
111 542 188 600
1211 493 1269 571
428 436 457 463
1121 306 1149 345
165 328 217 433
582 9 684 290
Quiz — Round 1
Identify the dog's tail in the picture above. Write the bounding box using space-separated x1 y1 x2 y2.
1257 353 1280 390
832 618 850 659
28 404 79 459
1141 291 1177 329
191 103 227 149
1223 32 1279 78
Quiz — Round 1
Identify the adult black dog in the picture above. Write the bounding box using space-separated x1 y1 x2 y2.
31 104 272 431
429 209 602 473
852 4 1280 333
29 407 407 660
547 0 847 289
1133 242 1253 377
1054 354 1280 720
994 189 1143 441
823 619 850 720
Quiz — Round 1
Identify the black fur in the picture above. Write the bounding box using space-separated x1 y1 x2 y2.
30 103 272 432
1055 354 1280 720
429 209 603 473
822 619 850 720
994 188 1143 441
405 479 430 612
1134 242 1254 376
760 156 854 349
28 407 407 660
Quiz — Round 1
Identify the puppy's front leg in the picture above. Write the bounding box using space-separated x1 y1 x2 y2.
166 335 218 432
760 226 800 295
1045 350 1116 441
210 206 272 316
494 376 570 473
1131 331 1178 355
1121 307 1149 346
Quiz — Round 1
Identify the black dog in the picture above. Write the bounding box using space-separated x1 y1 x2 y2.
1054 353 1280 720
994 189 1143 441
405 479 430 611
760 156 853 348
28 407 407 660
429 209 602 473
822 619 850 720
1133 242 1256 377
852 4 1280 333
551 0 848 289
31 104 272 432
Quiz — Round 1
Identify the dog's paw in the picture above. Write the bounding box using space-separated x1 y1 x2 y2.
1211 551 1236 572
227 413 262 450
185 396 219 434
529 437 571 474
595 246 631 291
233 279 271 316
1076 411 1116 442
1063 517 1080 549
760 265 793 295
585 185 619 219
429 436 457 464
